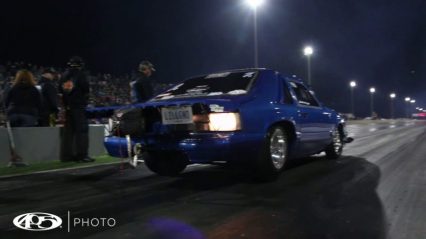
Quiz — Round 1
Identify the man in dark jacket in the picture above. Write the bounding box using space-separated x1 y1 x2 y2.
39 68 59 126
130 60 155 103
60 56 94 163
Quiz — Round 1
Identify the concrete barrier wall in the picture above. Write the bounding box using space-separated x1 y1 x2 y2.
0 125 106 164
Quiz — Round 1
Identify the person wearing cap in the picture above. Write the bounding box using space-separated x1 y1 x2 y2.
130 60 155 103
39 68 59 127
59 56 94 163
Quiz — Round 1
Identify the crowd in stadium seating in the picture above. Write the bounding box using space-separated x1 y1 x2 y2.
0 61 172 126
0 61 174 105
0 62 131 107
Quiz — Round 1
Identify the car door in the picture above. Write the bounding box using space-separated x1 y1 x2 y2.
288 81 331 154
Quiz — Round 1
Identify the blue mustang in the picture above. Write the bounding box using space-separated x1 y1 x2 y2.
101 69 352 180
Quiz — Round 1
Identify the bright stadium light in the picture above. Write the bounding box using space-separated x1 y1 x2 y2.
410 100 416 104
390 93 396 118
349 81 357 115
405 97 412 118
245 0 265 68
303 46 314 56
303 46 314 86
246 0 265 9
369 87 376 116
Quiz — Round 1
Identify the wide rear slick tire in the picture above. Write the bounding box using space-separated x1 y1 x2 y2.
325 127 343 159
254 126 289 182
144 152 188 176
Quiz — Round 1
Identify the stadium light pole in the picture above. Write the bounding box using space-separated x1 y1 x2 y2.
246 0 265 68
369 87 376 117
405 97 411 118
390 93 396 119
349 81 357 116
410 99 416 118
304 46 314 86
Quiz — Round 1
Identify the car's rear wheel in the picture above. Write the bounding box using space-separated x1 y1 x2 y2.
144 152 188 176
254 126 289 181
325 127 343 159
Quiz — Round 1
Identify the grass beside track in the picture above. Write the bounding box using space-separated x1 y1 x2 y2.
0 155 122 177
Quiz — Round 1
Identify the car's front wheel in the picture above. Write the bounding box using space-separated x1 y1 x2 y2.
254 126 289 181
325 127 343 159
144 152 188 176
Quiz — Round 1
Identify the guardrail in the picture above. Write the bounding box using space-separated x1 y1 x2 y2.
0 125 106 164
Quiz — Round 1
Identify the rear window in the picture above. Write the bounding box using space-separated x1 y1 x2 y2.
153 71 258 100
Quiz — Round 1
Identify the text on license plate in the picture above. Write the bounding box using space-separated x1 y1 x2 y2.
161 106 193 125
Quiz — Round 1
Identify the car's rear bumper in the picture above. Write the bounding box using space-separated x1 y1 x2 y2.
104 132 264 163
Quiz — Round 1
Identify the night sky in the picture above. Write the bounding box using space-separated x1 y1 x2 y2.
1 0 425 116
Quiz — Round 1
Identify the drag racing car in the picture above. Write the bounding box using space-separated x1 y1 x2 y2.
101 69 352 180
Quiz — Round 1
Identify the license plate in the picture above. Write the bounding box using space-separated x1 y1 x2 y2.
161 106 193 125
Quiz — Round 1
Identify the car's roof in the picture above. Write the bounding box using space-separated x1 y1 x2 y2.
187 68 308 86
278 72 307 85
285 76 306 84
207 68 269 73
187 68 270 79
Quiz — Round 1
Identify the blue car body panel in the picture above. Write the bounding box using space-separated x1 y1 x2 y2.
101 69 342 163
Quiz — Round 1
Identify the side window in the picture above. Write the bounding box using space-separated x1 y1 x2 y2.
282 80 293 104
289 82 320 107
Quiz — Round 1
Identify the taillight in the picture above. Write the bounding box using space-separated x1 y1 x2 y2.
193 113 241 132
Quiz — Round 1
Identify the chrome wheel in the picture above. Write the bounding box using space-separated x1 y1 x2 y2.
332 128 343 154
269 128 287 170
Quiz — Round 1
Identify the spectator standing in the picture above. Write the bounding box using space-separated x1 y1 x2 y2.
60 56 94 163
130 60 155 103
5 70 41 127
39 68 59 126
